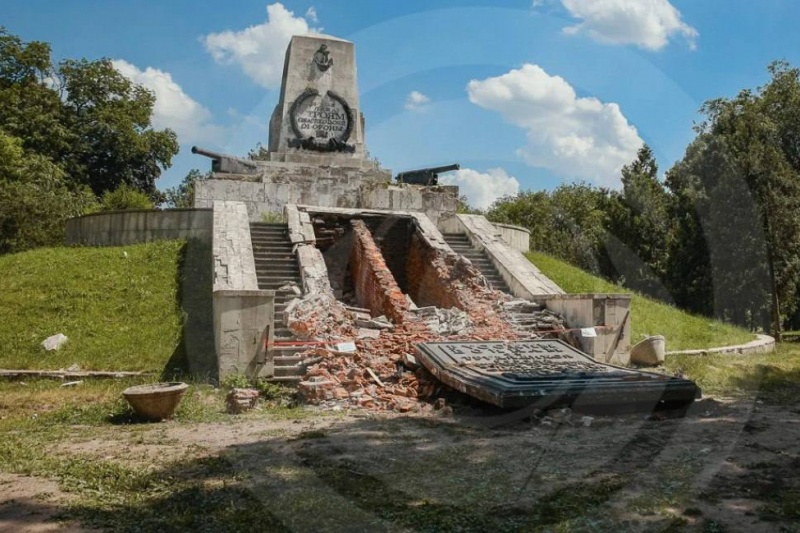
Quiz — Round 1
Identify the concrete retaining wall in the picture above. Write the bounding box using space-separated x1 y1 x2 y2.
65 209 212 246
211 201 275 379
543 294 632 363
667 334 775 357
438 218 529 252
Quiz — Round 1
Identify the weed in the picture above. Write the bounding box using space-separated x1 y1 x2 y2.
260 211 284 223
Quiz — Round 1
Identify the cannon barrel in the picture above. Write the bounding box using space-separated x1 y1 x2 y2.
191 146 224 160
191 145 257 174
395 164 460 186
425 163 460 174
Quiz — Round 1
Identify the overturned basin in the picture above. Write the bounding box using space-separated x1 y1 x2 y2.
415 340 700 410
122 382 188 421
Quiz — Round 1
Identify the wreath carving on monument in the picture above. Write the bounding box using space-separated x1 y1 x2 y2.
288 88 356 153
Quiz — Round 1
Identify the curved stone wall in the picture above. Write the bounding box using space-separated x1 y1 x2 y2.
492 223 531 252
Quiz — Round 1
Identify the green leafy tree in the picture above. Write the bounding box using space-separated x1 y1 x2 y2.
0 28 178 198
58 58 178 196
664 62 800 334
163 169 210 208
487 183 608 273
0 129 96 253
604 145 672 299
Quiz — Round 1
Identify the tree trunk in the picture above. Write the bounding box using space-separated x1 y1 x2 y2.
767 250 783 342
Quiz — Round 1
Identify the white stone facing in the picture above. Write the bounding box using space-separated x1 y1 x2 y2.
212 201 259 291
195 178 458 227
211 201 275 379
285 204 333 296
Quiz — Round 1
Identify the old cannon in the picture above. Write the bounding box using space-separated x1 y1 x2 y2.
191 146 258 174
395 164 460 186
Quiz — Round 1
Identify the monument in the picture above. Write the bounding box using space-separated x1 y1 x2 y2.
267 35 366 160
192 33 459 225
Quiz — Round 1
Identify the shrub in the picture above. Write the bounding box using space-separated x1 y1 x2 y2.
98 184 154 211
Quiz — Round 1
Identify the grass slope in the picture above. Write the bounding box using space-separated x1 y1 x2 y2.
0 241 184 371
528 252 754 351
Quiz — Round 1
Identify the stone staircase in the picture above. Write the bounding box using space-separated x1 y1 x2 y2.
249 222 309 383
442 233 512 294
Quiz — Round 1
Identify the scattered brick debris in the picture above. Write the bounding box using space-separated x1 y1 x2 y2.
226 388 260 414
283 226 567 413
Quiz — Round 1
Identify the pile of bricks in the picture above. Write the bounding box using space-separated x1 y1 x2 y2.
287 223 564 412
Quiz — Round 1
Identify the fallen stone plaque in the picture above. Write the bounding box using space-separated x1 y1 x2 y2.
415 340 701 409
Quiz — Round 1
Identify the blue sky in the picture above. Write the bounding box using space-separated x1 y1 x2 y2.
5 1 800 208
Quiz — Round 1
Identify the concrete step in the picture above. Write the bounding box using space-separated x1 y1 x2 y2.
254 263 298 271
257 280 303 288
273 365 305 378
265 376 302 385
273 355 303 365
250 227 291 233
251 242 294 249
256 260 299 267
256 267 300 275
253 249 297 263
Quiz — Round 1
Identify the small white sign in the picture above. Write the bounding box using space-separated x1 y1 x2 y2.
580 327 597 338
336 341 357 353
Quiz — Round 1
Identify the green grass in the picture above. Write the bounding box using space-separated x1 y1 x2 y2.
666 343 800 403
529 252 754 351
0 241 184 371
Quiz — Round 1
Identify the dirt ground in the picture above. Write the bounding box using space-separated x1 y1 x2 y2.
2 394 799 532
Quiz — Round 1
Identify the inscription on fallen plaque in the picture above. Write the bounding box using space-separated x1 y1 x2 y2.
415 339 701 409
433 340 617 378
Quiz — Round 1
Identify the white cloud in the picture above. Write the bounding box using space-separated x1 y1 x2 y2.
404 90 430 111
112 59 224 144
467 64 642 188
440 168 520 210
558 0 697 50
305 6 318 23
203 3 316 88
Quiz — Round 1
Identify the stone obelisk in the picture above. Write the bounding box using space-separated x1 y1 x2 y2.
267 34 368 165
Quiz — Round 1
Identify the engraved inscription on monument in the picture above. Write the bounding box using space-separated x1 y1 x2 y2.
288 88 354 152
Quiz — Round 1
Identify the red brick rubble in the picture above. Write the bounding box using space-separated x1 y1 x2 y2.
288 222 545 413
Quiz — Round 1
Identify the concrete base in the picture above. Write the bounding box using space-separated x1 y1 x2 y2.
544 294 632 364
193 163 459 227
212 201 277 380
214 289 275 379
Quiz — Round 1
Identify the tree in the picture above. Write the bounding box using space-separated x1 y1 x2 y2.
97 184 154 211
58 58 178 196
163 169 210 208
486 183 609 273
603 145 672 299
0 28 178 198
0 129 96 253
664 61 800 334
